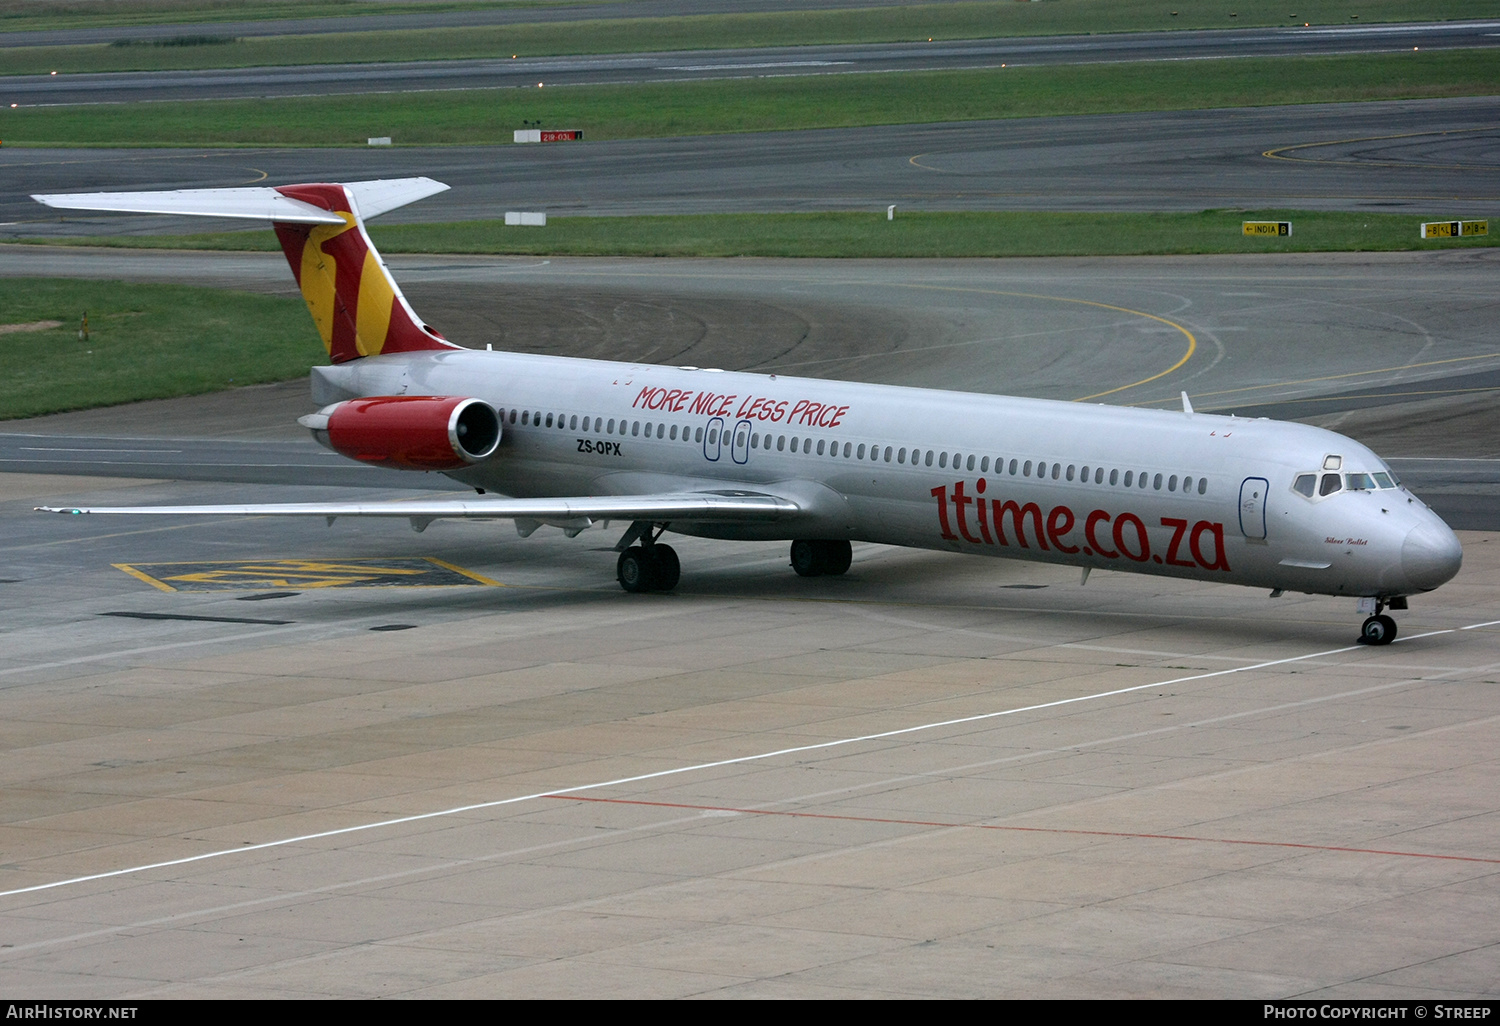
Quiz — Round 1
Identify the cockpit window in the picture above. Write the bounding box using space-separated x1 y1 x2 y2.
1319 473 1343 497
1293 474 1316 498
1373 472 1397 489
1345 473 1376 491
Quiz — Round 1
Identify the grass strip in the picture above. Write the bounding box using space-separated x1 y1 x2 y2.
3 49 1497 147
22 211 1497 259
0 278 322 420
0 1 561 34
2 1 1493 74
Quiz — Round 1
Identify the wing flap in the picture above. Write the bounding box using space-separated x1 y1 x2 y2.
37 491 799 522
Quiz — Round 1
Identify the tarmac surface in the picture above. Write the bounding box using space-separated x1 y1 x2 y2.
8 22 1497 106
4 97 1499 238
1 248 1499 997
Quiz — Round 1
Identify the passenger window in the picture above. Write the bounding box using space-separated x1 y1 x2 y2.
1319 473 1342 496
1051 464 1061 480
1198 478 1208 495
1294 474 1316 497
926 450 935 467
967 454 976 472
632 422 641 436
696 427 705 442
522 410 530 425
898 448 907 464
1066 465 1076 482
844 442 853 458
1153 473 1162 490
981 456 990 472
670 425 678 440
569 415 577 430
939 451 947 468
1140 472 1149 489
1168 475 1177 492
1109 469 1118 485
1095 468 1105 485
1008 459 1018 475
1024 460 1033 476
884 447 893 463
1123 471 1133 487
817 439 826 455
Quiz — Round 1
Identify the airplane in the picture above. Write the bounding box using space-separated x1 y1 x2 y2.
31 177 1463 645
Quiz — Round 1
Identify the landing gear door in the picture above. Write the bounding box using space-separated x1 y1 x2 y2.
703 416 724 462
1239 476 1269 540
730 418 752 465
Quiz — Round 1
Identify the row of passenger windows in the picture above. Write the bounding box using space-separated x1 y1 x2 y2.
500 408 1210 496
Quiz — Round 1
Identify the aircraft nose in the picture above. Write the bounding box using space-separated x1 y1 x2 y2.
1401 519 1463 592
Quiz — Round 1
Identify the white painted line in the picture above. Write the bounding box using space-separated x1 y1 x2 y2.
1 620 1481 900
0 622 329 679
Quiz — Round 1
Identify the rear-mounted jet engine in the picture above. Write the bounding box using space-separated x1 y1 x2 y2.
299 396 501 471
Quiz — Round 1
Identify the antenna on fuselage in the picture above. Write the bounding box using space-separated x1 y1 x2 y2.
1181 391 1194 415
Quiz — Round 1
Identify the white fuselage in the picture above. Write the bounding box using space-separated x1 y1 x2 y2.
313 348 1463 600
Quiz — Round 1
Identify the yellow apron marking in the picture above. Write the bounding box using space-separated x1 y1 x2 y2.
114 557 501 592
890 283 1197 402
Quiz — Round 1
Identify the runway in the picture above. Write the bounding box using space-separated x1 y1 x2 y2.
4 97 1498 242
7 21 1498 106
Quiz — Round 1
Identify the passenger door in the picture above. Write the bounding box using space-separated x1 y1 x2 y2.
1239 477 1269 540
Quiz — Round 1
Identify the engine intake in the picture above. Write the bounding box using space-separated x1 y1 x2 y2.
301 396 501 471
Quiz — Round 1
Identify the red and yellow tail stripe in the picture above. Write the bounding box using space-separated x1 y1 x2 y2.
271 184 457 364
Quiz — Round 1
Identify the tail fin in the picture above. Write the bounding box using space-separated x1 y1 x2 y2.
33 177 459 364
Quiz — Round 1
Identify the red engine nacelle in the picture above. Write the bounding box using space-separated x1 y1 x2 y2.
307 396 502 471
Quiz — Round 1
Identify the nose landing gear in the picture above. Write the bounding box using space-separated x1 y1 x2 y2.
1357 596 1406 645
1360 614 1397 645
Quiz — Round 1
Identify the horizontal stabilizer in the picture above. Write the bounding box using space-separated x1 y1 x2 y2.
37 491 800 523
31 177 448 224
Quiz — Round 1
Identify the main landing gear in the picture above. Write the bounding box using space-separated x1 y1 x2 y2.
614 531 851 593
615 521 680 593
790 539 852 578
1357 596 1407 646
617 542 679 593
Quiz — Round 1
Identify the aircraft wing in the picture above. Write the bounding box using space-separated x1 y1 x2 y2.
36 490 800 524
